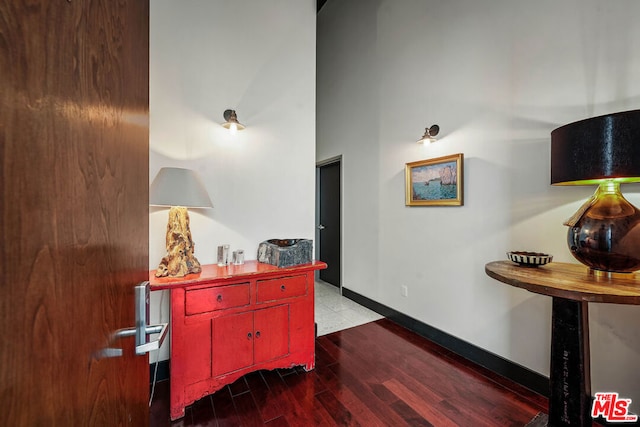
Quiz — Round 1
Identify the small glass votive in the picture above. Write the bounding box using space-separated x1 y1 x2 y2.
217 245 230 266
233 249 245 265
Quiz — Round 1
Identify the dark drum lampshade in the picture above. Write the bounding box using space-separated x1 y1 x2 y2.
551 110 640 275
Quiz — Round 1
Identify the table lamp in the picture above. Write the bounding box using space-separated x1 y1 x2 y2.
551 110 640 275
150 167 213 277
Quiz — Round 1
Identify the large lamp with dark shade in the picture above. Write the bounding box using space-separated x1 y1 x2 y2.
150 167 213 278
551 110 640 275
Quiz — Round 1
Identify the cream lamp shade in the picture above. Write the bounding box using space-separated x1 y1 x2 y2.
150 167 213 208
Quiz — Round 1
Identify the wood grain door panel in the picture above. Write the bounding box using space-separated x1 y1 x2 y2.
0 1 150 425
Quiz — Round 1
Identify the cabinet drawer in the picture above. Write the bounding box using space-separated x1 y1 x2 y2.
256 275 307 303
185 283 250 315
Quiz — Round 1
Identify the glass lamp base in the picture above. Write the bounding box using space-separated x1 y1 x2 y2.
566 182 640 274
588 269 639 279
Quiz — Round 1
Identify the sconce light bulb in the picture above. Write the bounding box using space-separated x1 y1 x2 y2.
416 124 439 144
229 122 238 135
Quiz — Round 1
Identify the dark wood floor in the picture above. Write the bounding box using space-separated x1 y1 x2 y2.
150 318 549 426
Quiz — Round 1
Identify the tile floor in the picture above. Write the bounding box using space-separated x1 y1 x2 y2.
314 280 383 336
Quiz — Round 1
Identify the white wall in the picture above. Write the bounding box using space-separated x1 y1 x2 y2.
149 0 316 362
317 0 640 404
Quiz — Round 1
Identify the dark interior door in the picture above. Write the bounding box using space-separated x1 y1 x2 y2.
318 161 341 287
0 1 150 425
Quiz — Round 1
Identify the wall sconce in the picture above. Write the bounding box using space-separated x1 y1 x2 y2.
150 167 213 278
417 124 440 144
551 110 640 275
222 109 245 134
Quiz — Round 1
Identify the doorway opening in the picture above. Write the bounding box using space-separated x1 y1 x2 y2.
316 156 341 288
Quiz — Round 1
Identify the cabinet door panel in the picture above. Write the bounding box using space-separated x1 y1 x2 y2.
254 305 289 364
181 320 212 385
212 311 254 376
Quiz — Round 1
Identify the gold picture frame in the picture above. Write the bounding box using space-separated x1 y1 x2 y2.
405 153 463 206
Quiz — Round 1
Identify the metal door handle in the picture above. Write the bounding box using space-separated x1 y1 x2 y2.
97 281 168 358
113 322 168 355
317 224 326 230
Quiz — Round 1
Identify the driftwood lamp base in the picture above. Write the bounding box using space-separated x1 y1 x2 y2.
155 206 202 278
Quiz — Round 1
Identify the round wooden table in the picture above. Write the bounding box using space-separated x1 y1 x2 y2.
485 261 640 427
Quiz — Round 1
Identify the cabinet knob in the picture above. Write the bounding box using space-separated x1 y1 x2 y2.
280 284 286 291
247 332 252 339
255 331 261 338
217 294 223 302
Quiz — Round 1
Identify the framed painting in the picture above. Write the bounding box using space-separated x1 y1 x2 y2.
405 153 463 206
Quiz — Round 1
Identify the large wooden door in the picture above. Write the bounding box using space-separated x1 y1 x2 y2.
0 1 150 425
318 160 341 287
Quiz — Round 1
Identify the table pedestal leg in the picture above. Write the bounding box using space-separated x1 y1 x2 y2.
548 297 591 426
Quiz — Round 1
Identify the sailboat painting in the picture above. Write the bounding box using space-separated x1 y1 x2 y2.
405 153 463 206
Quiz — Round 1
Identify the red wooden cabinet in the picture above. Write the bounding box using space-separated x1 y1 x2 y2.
150 261 327 420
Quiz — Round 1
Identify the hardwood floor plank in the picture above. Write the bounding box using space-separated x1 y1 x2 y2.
150 381 171 427
487 398 542 427
315 390 360 426
322 323 469 424
151 319 549 427
376 320 548 411
188 396 216 427
210 385 242 427
317 333 393 384
389 400 435 427
370 322 542 426
263 416 290 427
369 382 400 404
322 358 413 426
314 340 338 368
244 371 285 423
318 326 437 427
383 378 459 427
279 370 336 426
260 368 334 426
228 376 251 397
314 362 392 427
435 397 500 427
230 385 264 427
